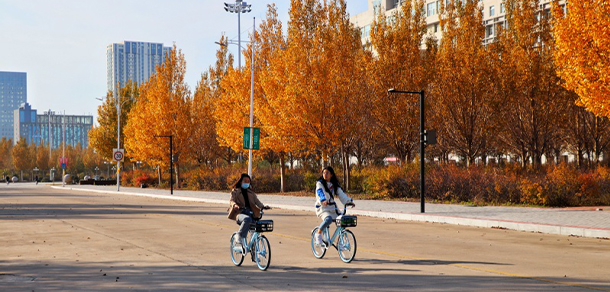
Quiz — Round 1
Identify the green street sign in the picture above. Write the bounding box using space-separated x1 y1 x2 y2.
243 127 260 150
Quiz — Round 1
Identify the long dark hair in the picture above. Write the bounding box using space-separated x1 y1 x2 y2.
234 173 252 189
318 166 341 195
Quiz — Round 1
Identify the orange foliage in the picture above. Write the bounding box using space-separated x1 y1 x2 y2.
553 0 610 117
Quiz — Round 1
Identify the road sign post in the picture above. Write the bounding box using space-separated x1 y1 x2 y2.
113 148 125 162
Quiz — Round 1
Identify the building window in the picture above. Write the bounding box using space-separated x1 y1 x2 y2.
490 5 495 16
486 25 494 37
373 0 381 14
427 2 437 16
500 3 505 13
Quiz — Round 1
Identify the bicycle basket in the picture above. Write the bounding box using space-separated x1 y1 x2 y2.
250 220 274 232
335 215 357 227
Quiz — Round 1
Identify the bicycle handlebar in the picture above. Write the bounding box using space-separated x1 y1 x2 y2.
341 202 355 215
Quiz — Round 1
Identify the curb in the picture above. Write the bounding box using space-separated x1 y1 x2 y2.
53 186 610 239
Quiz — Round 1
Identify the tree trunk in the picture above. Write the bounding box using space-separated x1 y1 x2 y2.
175 162 180 189
157 166 161 186
341 145 350 191
279 153 285 193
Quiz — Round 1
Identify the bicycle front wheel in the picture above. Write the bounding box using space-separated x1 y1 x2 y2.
311 227 326 259
338 229 357 263
254 235 271 271
230 233 245 266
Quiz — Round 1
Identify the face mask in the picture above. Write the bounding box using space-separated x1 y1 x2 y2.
241 183 250 189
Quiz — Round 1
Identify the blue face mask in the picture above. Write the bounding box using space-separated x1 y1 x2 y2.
241 183 250 189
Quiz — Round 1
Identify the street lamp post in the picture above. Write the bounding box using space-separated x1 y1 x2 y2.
115 89 122 192
247 17 255 177
154 135 173 195
94 166 99 178
388 88 426 213
217 16 256 177
224 0 252 69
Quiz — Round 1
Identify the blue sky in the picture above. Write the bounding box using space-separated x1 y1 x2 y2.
0 0 369 120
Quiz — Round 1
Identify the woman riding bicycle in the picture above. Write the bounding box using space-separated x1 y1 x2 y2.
314 166 355 244
229 174 270 246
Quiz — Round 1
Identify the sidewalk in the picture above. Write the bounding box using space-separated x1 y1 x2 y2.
51 184 610 239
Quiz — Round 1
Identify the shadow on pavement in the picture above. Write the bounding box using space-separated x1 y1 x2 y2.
1 260 606 291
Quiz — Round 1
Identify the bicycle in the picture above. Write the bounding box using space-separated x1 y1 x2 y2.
311 203 357 263
229 210 273 271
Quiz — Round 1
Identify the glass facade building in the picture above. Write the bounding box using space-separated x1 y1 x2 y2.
107 41 171 94
0 71 27 141
14 103 93 148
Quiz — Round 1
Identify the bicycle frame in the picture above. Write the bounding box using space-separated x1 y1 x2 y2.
319 204 354 249
242 230 262 253
320 225 345 250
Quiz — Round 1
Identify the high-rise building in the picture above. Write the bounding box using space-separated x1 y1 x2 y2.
107 41 172 94
0 71 27 141
14 103 93 148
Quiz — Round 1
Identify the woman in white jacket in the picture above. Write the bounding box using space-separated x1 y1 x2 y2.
314 166 355 244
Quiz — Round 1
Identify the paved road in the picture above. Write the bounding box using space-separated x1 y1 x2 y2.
59 184 610 238
1 185 609 291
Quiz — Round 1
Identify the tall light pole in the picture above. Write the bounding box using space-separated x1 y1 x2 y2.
224 1 253 175
224 0 252 68
217 16 256 177
48 109 52 159
388 89 426 213
115 87 121 191
248 17 255 177
62 110 66 187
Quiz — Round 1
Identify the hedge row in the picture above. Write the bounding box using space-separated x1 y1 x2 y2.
119 164 610 207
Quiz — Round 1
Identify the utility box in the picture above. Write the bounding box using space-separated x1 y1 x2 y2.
425 130 437 145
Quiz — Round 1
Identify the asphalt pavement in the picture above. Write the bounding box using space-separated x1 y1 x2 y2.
44 183 610 239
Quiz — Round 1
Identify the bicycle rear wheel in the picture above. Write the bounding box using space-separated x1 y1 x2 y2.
338 229 357 263
230 233 245 266
254 235 271 271
311 227 326 259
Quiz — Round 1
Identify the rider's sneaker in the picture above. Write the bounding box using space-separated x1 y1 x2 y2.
314 232 324 245
235 234 242 245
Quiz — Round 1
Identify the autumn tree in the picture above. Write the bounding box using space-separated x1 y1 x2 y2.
369 0 433 164
12 138 33 180
0 137 13 171
190 37 232 168
82 146 104 175
495 0 570 167
432 0 499 166
253 4 293 191
36 142 50 175
88 81 138 162
552 0 610 117
124 45 192 187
